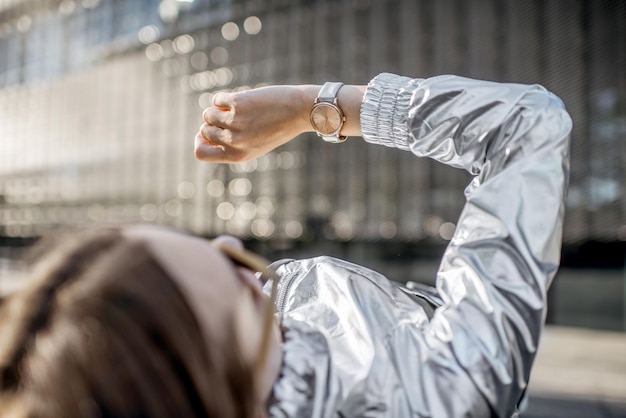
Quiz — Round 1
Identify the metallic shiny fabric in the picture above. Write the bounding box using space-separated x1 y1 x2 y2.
265 73 572 417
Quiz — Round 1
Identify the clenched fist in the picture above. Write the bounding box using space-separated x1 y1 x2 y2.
195 86 313 163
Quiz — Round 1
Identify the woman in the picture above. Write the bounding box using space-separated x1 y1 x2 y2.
0 227 282 417
0 72 571 417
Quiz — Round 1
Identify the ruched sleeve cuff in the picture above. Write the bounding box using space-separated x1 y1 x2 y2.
360 72 422 151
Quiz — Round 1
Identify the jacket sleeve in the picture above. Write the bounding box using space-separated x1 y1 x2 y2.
360 73 572 416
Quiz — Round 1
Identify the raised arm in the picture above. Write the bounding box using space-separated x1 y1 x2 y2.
194 73 572 416
194 84 365 163
361 73 571 416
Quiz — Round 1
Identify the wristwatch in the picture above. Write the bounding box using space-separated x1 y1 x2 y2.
309 82 347 143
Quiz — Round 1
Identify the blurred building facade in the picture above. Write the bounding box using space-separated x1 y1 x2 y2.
0 0 625 328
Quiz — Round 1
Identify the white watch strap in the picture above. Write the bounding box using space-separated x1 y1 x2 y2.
318 82 344 103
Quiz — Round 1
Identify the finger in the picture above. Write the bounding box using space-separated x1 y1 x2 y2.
202 106 231 128
194 131 227 161
212 92 235 110
194 130 248 163
195 142 246 163
212 235 244 250
200 123 229 146
194 138 249 164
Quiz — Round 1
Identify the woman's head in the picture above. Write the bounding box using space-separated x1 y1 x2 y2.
0 226 282 417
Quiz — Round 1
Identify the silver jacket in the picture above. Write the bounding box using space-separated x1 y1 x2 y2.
264 73 572 417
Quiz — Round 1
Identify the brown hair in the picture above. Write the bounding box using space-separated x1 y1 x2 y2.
0 228 255 417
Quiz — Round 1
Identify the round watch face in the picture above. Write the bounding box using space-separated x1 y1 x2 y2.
310 103 343 135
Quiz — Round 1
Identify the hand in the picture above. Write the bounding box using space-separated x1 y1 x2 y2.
194 86 315 163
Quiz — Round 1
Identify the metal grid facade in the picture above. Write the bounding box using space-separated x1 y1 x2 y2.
0 0 625 245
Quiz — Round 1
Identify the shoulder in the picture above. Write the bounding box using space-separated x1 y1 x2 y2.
271 256 390 286
268 256 432 333
268 256 406 309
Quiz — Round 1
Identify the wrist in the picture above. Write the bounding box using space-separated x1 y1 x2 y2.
296 85 321 133
294 83 365 138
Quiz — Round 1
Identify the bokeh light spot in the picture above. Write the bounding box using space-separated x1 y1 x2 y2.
217 202 235 220
243 16 262 35
207 179 225 197
138 25 160 44
210 46 229 65
221 22 239 41
145 43 164 61
173 34 195 54
177 181 196 199
190 51 209 70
